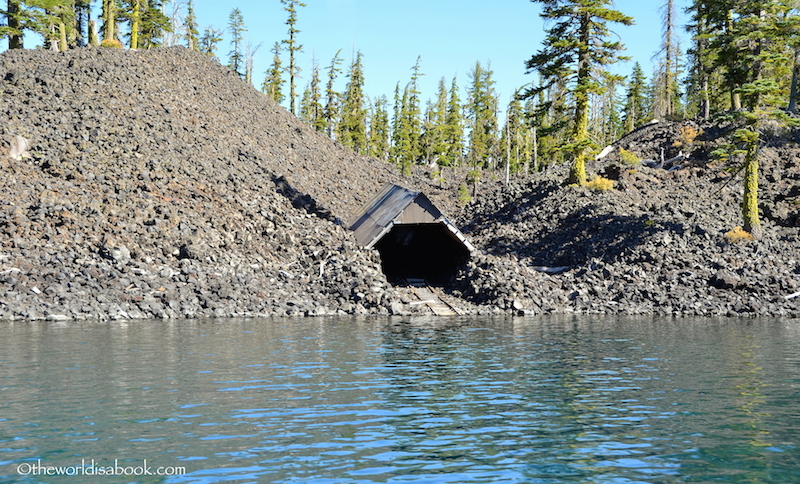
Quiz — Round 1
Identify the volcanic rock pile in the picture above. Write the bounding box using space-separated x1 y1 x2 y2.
1 46 799 320
453 122 800 317
0 46 440 320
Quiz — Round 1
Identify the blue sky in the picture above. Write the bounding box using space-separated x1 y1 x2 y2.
190 0 691 109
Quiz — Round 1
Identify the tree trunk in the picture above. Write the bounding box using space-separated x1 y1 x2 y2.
102 0 116 42
8 0 23 49
504 117 510 185
531 125 537 173
741 135 762 240
89 19 99 46
130 0 140 49
568 12 591 186
700 73 710 119
788 47 800 114
59 22 68 51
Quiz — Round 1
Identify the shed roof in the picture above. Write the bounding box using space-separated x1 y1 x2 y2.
347 183 475 252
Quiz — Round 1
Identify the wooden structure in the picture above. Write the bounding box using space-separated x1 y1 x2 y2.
348 184 475 284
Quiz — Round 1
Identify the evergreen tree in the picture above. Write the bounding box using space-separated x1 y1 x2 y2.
337 51 368 154
227 8 246 79
323 49 343 138
391 57 424 172
368 95 391 160
6 0 76 49
299 59 325 131
138 0 171 49
652 0 681 119
532 73 572 169
622 63 648 133
74 0 92 46
199 25 222 59
442 76 465 167
262 41 284 103
101 0 118 43
420 77 449 166
499 93 529 178
3 0 24 48
183 0 199 50
126 0 143 48
391 84 410 170
719 0 797 239
592 72 624 145
281 0 305 115
466 61 498 170
525 0 633 185
406 56 424 163
686 1 712 118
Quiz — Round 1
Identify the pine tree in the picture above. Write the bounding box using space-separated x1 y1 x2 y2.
199 26 223 59
652 0 681 119
499 93 528 177
442 76 465 167
262 41 284 103
75 0 92 46
405 56 424 162
622 63 648 133
721 0 797 239
391 58 424 172
466 61 498 170
391 84 411 170
529 73 572 169
227 8 246 79
138 0 171 49
299 58 325 131
686 0 718 118
281 0 305 115
323 49 343 138
593 72 624 145
126 0 143 48
101 0 118 43
368 95 391 160
525 0 633 185
4 0 23 48
337 51 368 154
183 0 199 50
4 0 77 49
420 77 449 166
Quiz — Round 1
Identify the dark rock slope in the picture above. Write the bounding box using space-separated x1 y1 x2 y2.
1 46 799 320
0 46 443 320
454 120 800 318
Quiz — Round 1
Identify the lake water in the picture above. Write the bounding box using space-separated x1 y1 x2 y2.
1 316 799 483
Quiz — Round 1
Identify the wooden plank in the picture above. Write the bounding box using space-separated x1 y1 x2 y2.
407 280 461 316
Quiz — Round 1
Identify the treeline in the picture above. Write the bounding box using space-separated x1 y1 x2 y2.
3 1 800 216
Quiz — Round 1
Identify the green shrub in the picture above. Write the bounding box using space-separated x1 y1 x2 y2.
618 148 641 166
586 176 614 191
457 183 471 206
100 39 123 49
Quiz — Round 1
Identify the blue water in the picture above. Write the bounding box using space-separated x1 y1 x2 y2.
1 316 799 483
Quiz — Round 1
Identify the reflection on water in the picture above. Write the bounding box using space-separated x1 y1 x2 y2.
1 316 799 483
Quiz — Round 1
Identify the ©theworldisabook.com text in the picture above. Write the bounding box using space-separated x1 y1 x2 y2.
16 459 186 477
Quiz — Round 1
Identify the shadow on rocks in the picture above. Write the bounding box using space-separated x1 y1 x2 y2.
486 206 680 267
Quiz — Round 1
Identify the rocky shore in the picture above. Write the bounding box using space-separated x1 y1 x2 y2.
1 46 799 320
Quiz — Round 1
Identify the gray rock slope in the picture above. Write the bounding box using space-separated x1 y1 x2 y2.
2 46 799 320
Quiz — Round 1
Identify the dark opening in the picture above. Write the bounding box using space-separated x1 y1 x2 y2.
374 223 471 285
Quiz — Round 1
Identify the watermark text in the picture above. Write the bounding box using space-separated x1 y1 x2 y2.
17 459 186 477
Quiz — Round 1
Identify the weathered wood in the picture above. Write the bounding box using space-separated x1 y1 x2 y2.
407 279 461 316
